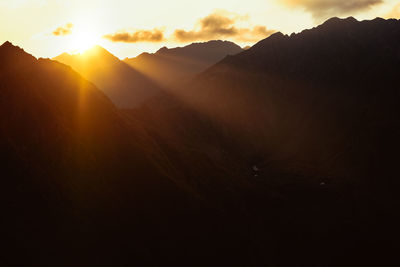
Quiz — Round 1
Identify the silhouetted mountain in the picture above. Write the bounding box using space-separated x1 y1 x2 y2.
127 17 400 265
2 41 284 267
124 40 243 86
3 16 400 266
181 17 400 173
0 41 234 266
54 46 162 107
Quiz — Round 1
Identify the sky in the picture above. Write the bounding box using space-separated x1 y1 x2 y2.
0 0 399 59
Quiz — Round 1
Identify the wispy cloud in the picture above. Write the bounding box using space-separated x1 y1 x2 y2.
103 29 164 43
102 11 274 44
53 23 74 36
279 0 383 20
173 10 275 42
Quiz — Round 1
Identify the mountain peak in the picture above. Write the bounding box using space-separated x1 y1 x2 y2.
156 46 169 54
1 41 13 48
154 40 242 56
54 45 118 64
250 31 287 51
268 31 286 39
1 41 24 53
82 45 116 58
87 45 108 53
185 40 242 49
53 44 162 108
320 16 358 29
124 40 243 87
0 40 36 64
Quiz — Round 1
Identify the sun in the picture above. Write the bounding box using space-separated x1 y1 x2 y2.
67 21 101 54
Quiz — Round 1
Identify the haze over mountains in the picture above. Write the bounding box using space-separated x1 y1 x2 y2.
53 46 162 108
2 17 400 266
124 40 243 86
54 40 243 107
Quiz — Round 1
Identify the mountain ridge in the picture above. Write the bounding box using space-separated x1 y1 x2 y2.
177 16 400 180
124 40 243 87
2 16 400 266
54 46 163 108
122 17 400 266
1 41 224 266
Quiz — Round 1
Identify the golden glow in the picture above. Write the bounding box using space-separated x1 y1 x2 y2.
0 0 399 59
67 21 101 54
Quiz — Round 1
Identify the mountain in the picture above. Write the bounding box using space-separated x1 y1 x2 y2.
3 16 400 266
180 17 400 173
1 41 277 267
124 40 243 86
54 46 162 108
0 41 232 266
127 17 400 265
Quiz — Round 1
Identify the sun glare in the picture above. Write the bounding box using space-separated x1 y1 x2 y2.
68 21 101 54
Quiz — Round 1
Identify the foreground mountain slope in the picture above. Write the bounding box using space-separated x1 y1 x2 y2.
124 40 243 86
0 41 236 266
3 16 400 266
54 46 162 108
3 41 292 267
127 17 400 265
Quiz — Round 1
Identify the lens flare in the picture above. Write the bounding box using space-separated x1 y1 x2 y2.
67 20 101 54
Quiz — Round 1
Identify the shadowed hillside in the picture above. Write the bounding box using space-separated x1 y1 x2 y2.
179 17 400 175
127 17 400 265
3 40 304 267
2 16 400 267
0 41 238 267
54 46 162 108
124 40 243 86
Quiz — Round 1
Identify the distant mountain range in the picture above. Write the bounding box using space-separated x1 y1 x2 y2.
54 40 243 108
53 46 162 108
2 17 400 266
124 40 243 86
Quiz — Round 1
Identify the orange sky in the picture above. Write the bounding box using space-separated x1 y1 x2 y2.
0 0 399 59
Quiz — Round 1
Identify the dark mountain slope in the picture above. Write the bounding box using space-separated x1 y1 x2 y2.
0 42 170 184
0 42 241 267
125 17 400 265
180 17 400 178
3 16 400 266
124 40 243 86
54 46 162 108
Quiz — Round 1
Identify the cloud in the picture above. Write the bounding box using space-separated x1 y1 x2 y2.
102 11 275 44
173 11 275 42
53 23 73 36
237 25 277 41
386 3 400 19
279 0 383 20
103 29 164 43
